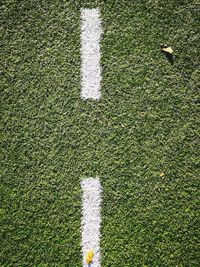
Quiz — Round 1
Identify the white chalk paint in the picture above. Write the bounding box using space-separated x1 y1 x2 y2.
81 177 102 267
80 8 103 100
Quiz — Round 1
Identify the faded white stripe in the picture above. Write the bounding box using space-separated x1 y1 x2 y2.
80 8 102 100
81 177 102 267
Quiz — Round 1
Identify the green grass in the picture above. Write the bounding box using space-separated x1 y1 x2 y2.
1 0 199 266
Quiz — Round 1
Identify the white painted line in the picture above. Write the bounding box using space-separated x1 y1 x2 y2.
81 177 102 267
80 8 103 100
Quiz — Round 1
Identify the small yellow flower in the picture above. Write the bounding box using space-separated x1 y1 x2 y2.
86 250 94 264
160 172 165 177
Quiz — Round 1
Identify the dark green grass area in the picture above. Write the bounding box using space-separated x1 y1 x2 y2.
0 0 199 266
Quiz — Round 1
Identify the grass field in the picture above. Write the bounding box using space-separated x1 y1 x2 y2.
1 0 199 266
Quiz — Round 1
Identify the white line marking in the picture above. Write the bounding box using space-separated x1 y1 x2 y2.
81 177 102 267
80 8 103 100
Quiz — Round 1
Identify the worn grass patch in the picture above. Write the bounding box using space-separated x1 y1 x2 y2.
1 0 199 266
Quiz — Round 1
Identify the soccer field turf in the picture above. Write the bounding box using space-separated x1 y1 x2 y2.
1 1 199 266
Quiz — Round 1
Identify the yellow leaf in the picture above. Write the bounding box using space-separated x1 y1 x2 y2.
86 250 94 264
160 172 165 177
162 47 173 54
